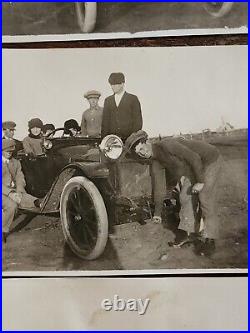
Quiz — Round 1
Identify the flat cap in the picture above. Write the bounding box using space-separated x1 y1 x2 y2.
84 90 101 99
108 72 125 85
124 130 148 151
28 118 43 129
2 121 16 130
2 138 16 152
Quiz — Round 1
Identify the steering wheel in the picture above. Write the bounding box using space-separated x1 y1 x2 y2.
44 127 67 138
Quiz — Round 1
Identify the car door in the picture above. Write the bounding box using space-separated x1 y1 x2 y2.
18 153 57 198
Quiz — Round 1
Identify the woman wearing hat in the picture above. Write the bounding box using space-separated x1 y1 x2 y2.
63 119 81 137
23 118 44 156
42 123 56 138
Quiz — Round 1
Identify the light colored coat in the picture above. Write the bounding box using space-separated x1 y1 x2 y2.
2 156 37 232
2 157 26 196
81 106 103 137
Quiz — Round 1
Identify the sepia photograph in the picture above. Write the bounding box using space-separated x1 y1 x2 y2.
2 2 248 42
2 45 247 274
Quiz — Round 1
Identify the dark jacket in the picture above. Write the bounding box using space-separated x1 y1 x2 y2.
152 138 220 184
101 92 142 141
151 138 220 216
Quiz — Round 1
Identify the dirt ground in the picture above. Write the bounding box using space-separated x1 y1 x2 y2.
3 137 248 272
2 2 248 36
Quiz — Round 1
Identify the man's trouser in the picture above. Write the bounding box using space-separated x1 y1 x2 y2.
178 176 200 235
198 157 223 239
178 157 223 239
2 193 37 233
2 195 18 233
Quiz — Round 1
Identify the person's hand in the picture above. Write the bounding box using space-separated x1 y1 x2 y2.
9 192 22 204
12 192 22 204
27 152 36 161
192 183 204 194
152 215 162 224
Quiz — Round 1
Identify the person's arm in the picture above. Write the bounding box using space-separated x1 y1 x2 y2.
164 140 204 183
101 99 110 138
80 112 87 136
22 137 34 155
15 160 26 193
14 139 23 152
2 163 18 197
132 96 143 132
2 184 12 196
151 160 167 217
2 163 13 196
98 107 104 137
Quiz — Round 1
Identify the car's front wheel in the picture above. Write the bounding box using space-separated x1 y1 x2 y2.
60 176 108 260
75 2 97 33
203 2 234 18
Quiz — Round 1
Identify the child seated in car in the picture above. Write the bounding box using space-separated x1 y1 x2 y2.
23 118 44 157
42 123 55 138
63 119 81 137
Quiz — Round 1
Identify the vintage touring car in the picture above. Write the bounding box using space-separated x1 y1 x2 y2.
17 130 160 260
77 2 234 33
5 2 235 35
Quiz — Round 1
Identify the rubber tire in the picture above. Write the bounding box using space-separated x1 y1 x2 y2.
60 176 108 260
203 2 234 18
75 2 97 33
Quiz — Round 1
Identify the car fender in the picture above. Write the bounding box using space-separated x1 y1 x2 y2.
72 161 109 179
41 162 109 213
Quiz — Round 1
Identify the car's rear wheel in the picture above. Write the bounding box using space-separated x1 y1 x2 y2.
203 2 234 18
75 2 97 33
60 176 108 260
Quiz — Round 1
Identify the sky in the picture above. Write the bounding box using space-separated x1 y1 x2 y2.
3 45 247 140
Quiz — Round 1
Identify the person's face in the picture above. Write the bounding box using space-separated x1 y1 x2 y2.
31 127 41 136
88 97 99 109
135 142 153 159
69 128 77 136
2 150 13 159
111 83 124 94
44 129 54 138
3 128 15 139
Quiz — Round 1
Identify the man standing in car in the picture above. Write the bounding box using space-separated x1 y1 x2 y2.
101 72 143 141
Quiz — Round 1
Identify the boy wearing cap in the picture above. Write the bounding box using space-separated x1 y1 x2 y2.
129 132 222 257
81 90 103 137
2 121 16 140
101 72 143 141
2 139 39 242
2 121 23 153
23 118 44 156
